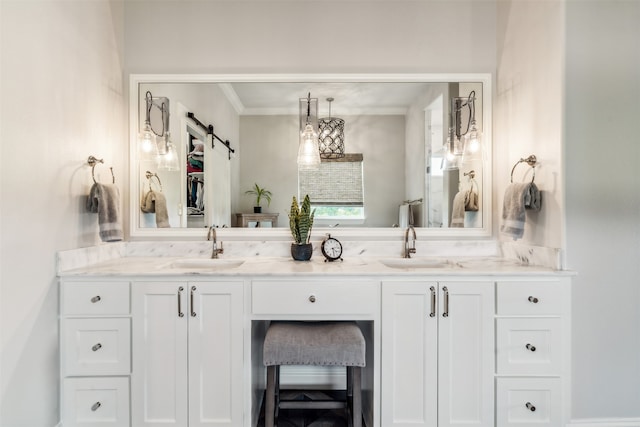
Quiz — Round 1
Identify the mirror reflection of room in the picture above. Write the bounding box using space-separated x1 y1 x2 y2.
186 136 205 228
426 83 484 229
134 80 488 231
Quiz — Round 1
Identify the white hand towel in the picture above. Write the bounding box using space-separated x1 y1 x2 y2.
450 191 466 228
87 183 123 242
500 182 541 240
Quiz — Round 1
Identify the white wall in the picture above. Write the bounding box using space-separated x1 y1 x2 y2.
496 0 640 422
239 114 406 227
565 1 640 421
495 0 565 250
136 83 239 229
123 1 497 75
0 1 126 426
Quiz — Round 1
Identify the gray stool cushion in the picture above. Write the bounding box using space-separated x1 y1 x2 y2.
263 321 365 367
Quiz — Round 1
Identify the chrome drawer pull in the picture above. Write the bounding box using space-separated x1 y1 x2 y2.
429 286 436 318
526 402 536 412
191 286 197 317
526 343 536 352
92 343 102 352
91 402 101 411
91 296 101 303
178 287 184 317
528 296 539 304
442 286 449 317
308 295 316 303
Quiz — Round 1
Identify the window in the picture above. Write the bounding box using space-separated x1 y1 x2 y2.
298 154 364 223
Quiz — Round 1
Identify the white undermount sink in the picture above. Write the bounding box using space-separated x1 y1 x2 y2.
380 258 449 269
164 258 245 270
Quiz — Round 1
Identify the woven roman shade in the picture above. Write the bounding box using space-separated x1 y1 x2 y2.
298 154 363 206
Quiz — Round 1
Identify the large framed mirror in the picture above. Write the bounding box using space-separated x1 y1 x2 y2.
129 74 492 239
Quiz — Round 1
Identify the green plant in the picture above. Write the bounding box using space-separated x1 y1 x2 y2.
245 183 272 207
288 195 315 244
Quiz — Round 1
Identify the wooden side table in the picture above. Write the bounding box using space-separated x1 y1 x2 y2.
234 213 279 228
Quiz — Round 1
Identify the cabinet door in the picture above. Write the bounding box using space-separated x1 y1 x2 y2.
381 282 438 427
132 282 188 427
438 282 494 427
188 282 243 427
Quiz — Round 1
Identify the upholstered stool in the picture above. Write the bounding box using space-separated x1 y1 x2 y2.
263 321 365 427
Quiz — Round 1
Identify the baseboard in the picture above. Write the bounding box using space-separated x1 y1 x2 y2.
568 418 640 427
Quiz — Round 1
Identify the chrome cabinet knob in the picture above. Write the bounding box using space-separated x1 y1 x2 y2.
528 296 539 304
526 402 536 411
91 296 101 303
91 402 101 411
308 295 316 303
526 343 536 352
92 343 102 352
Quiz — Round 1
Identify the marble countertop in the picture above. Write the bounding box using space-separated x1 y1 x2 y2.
58 254 570 278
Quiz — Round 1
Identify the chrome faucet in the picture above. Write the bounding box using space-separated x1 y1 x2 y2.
403 225 417 258
207 226 224 259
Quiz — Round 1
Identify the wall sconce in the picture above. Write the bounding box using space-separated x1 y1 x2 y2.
318 97 345 159
138 91 179 171
446 90 482 164
297 93 321 168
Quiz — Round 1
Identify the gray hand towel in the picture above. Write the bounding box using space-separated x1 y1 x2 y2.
450 191 466 228
500 182 541 240
87 183 123 242
140 190 170 228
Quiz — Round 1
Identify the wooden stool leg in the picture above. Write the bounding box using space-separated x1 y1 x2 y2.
266 365 276 427
275 365 280 421
352 367 362 427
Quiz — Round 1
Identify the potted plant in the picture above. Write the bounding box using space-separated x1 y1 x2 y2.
245 183 272 213
288 195 315 261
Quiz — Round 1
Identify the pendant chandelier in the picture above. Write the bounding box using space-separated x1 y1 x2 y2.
318 97 345 159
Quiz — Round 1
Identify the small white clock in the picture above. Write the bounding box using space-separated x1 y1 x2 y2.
321 234 343 262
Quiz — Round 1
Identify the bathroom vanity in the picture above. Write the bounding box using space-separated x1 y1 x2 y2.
58 251 571 427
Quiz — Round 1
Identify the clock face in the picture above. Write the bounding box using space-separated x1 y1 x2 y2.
321 237 343 261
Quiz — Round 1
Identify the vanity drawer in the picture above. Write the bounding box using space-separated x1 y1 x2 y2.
496 377 561 427
496 318 562 375
496 282 562 316
62 282 130 316
251 281 379 316
62 377 129 427
63 318 131 376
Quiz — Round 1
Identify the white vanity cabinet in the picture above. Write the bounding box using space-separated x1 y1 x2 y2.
58 257 571 427
131 280 243 427
381 281 495 427
60 281 132 427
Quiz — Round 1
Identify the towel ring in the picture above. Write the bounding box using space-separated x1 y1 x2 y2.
87 156 115 184
145 170 163 192
510 155 537 183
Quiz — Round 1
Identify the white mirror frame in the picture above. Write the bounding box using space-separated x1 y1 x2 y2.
129 73 492 241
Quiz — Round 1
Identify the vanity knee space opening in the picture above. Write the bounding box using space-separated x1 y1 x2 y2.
250 320 375 427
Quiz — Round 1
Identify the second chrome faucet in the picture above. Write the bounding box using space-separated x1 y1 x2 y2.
207 226 224 259
403 225 417 258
